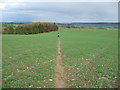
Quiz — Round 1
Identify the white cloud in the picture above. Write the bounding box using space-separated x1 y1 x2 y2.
0 0 119 2
0 0 118 10
0 3 6 10
1 2 118 22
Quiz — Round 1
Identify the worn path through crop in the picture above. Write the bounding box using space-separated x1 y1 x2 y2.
54 39 66 88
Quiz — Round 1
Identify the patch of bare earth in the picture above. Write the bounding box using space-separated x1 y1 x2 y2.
54 39 67 88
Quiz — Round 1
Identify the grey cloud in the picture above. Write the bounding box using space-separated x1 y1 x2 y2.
2 2 118 22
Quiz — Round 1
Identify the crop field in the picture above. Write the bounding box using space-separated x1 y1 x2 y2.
2 27 118 88
2 32 58 88
60 28 118 88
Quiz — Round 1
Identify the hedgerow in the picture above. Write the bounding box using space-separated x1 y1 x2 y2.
2 22 58 34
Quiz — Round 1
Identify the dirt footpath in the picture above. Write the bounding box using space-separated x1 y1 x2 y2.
54 39 66 88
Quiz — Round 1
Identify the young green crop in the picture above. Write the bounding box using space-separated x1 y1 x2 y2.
2 32 58 88
2 27 118 88
59 28 118 88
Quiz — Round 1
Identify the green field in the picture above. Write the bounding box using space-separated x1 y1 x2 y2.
2 28 118 88
2 32 58 88
60 28 118 88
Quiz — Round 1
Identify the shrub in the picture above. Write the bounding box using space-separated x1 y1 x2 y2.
2 22 58 34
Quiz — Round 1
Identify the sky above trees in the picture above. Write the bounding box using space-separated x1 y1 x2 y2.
0 1 118 22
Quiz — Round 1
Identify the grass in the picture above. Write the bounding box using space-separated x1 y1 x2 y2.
2 32 58 88
0 34 2 90
2 27 118 88
59 28 118 88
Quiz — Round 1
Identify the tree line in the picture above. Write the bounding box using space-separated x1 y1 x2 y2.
2 22 58 34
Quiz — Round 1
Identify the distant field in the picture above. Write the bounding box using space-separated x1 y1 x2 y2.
60 28 118 88
58 23 118 29
2 28 118 88
74 23 118 29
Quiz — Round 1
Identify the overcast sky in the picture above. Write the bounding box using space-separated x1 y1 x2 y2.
0 1 118 23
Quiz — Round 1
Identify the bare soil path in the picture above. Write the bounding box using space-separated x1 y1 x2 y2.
54 39 66 88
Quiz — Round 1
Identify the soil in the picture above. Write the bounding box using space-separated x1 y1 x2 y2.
54 39 66 88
